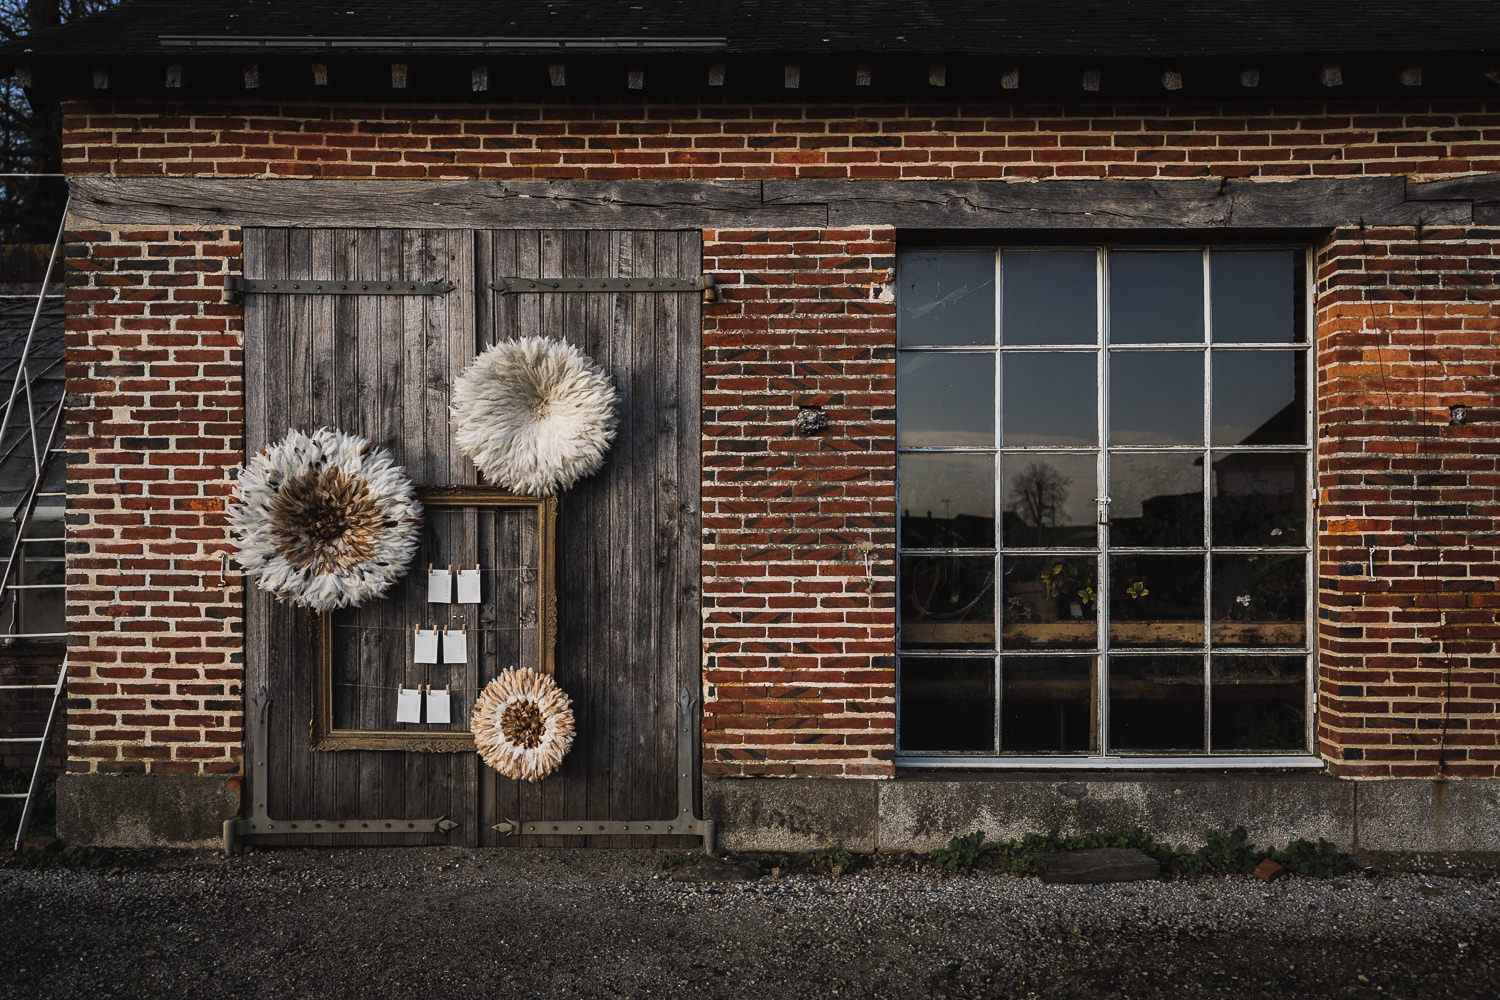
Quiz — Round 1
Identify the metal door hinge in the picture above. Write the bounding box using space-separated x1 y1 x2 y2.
227 277 456 297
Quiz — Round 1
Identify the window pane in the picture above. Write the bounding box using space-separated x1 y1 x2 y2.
1001 251 1097 345
1109 553 1204 648
1109 251 1204 345
1109 655 1205 751
1002 656 1095 753
900 555 995 650
1211 555 1306 648
1002 555 1098 651
899 453 995 549
1211 250 1304 344
1211 349 1305 446
899 352 994 447
1212 451 1306 546
1212 655 1306 751
1109 350 1203 446
1001 453 1096 548
900 657 995 752
1108 451 1204 547
898 251 995 347
1002 352 1097 447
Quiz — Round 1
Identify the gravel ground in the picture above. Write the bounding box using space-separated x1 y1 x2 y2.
3 848 1498 1000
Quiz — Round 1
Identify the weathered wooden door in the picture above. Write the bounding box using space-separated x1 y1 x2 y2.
243 228 701 846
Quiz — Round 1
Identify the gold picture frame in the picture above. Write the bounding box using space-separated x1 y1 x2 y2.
310 486 558 752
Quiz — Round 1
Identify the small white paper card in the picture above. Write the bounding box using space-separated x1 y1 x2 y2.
396 687 422 724
426 688 451 725
442 629 467 664
456 568 482 604
427 568 453 604
413 628 439 664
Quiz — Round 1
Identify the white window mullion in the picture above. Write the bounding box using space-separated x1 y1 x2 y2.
1096 245 1111 757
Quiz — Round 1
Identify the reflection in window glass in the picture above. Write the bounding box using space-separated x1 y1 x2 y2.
1002 352 1097 447
900 657 995 752
1109 251 1204 344
1212 655 1305 751
1109 655 1205 751
1002 556 1098 650
1001 251 1097 345
1108 451 1203 547
1211 250 1303 344
898 251 995 347
900 453 995 549
899 555 995 650
1001 453 1096 548
1108 553 1204 648
1211 555 1306 648
1211 350 1305 446
1109 350 1203 446
899 353 994 447
1211 451 1306 546
1002 656 1094 753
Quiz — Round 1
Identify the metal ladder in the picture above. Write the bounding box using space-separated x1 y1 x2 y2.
0 195 70 849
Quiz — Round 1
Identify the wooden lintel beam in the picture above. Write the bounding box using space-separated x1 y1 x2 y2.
67 177 1474 232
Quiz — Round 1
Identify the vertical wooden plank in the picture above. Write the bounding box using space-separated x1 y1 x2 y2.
653 230 682 832
629 231 663 840
375 227 408 844
448 230 480 845
400 228 433 844
605 229 635 847
283 228 317 828
579 228 612 846
679 229 705 835
240 227 272 828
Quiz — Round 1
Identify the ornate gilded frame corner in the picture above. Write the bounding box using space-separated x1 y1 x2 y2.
310 486 559 752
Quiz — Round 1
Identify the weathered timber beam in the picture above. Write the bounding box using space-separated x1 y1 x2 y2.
761 178 1471 229
66 177 1476 231
1407 174 1500 203
66 178 827 229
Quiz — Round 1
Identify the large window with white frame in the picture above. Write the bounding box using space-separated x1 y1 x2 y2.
896 246 1315 764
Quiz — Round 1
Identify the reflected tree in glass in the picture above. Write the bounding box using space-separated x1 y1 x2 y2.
1007 460 1070 547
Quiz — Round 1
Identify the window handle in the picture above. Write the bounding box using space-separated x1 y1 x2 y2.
1095 495 1112 525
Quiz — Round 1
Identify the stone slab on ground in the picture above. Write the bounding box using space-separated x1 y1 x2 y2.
1034 847 1161 884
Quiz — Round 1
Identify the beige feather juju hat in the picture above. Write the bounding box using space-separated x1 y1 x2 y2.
471 668 576 781
450 335 619 496
228 427 423 612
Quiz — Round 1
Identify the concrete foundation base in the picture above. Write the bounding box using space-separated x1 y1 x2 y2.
56 774 239 849
704 773 1500 855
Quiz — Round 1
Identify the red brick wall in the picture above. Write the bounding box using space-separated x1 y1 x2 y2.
56 97 1500 781
1315 227 1500 777
63 227 244 776
701 228 897 777
61 100 1500 180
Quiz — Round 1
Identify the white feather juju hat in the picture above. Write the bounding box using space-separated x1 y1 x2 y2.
450 335 619 496
228 427 423 612
471 668 576 781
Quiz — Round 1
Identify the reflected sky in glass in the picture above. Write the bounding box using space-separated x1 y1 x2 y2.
1109 251 1204 345
1002 352 1097 446
1109 350 1203 445
1002 251 1097 345
900 452 995 535
898 251 995 347
1211 350 1304 446
1212 250 1303 344
899 352 994 447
